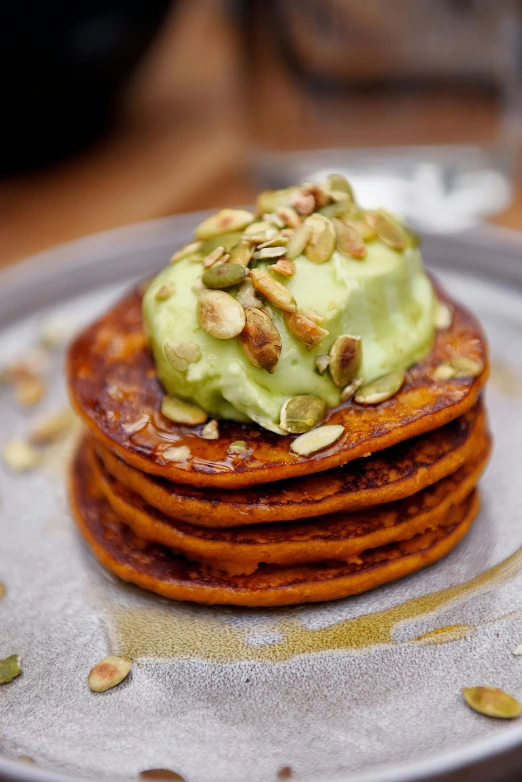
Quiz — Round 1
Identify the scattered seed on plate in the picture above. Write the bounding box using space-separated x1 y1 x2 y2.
29 409 77 446
0 654 22 685
15 376 46 407
88 656 132 693
462 687 522 719
39 316 73 349
3 439 41 472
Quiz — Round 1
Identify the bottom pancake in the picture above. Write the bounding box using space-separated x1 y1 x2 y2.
70 448 481 606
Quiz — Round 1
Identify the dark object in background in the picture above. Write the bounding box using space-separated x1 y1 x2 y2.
0 1 172 176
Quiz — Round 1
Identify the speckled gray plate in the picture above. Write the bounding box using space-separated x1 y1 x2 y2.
3 215 522 782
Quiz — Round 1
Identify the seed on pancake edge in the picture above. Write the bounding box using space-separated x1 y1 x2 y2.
88 656 132 693
3 439 41 472
164 342 201 372
162 445 191 462
329 335 362 387
315 354 330 374
194 209 255 241
170 241 203 264
304 214 336 264
354 371 405 405
197 290 246 339
433 357 484 381
202 263 247 290
249 269 297 313
290 424 344 456
280 395 326 434
285 311 329 347
154 282 175 301
228 440 248 455
241 307 282 374
462 687 522 719
340 377 363 402
435 300 453 330
161 396 208 426
0 654 22 685
201 419 219 440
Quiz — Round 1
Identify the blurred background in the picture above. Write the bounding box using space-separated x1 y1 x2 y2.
2 0 522 266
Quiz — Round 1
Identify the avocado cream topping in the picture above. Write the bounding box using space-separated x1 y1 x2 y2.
143 175 437 434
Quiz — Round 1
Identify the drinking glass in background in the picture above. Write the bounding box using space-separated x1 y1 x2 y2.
236 0 522 231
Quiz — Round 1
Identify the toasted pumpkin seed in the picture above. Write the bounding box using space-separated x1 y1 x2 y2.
228 440 248 455
280 395 326 434
433 357 484 380
228 242 254 267
154 282 175 301
0 654 22 684
286 222 313 260
29 409 77 445
198 290 246 339
3 439 41 472
161 396 208 425
301 182 330 209
365 210 407 251
435 301 453 330
162 445 191 462
201 419 219 440
355 371 404 404
241 308 282 373
315 354 330 374
325 173 354 200
202 263 247 289
304 214 336 264
195 209 254 241
332 218 367 260
235 279 263 309
249 269 297 313
340 377 364 402
269 258 295 277
243 220 275 236
0 583 5 600
285 311 329 347
202 246 226 269
253 246 287 260
290 425 344 456
329 335 362 387
164 341 201 372
170 241 203 264
462 687 522 719
256 187 301 214
276 206 302 228
291 190 316 216
88 656 132 693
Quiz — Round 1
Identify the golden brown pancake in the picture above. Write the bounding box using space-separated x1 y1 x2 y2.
88 434 489 574
94 401 486 526
70 447 480 606
67 283 488 489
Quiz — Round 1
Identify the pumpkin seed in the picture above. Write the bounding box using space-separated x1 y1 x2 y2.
267 212 285 229
202 246 226 269
332 218 367 260
235 279 263 309
462 687 522 719
243 220 274 236
170 241 203 263
195 209 255 240
290 425 345 456
301 182 330 209
154 282 175 301
0 583 5 600
280 395 326 434
365 210 407 251
325 173 354 200
256 187 301 214
161 396 208 425
340 377 363 402
257 235 288 249
164 341 201 372
269 258 295 277
29 408 77 445
228 242 254 267
354 371 404 404
249 269 297 313
253 246 287 260
162 445 191 462
304 214 336 264
286 222 313 260
315 354 330 374
276 206 302 228
244 228 278 246
318 201 355 221
202 263 247 289
228 440 248 455
88 656 132 693
0 654 22 684
285 311 329 347
39 316 72 349
291 190 316 216
241 307 282 373
15 376 46 407
344 215 376 241
201 419 219 440
435 301 453 330
3 439 41 472
198 290 246 339
329 335 362 387
433 357 484 380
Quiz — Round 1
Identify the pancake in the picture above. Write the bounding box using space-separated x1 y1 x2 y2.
94 401 486 526
88 432 490 573
70 447 480 606
67 282 488 489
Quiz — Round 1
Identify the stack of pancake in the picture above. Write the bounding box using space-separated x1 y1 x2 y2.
68 282 490 607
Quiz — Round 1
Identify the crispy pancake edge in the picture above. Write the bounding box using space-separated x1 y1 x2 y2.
67 283 489 489
94 401 487 526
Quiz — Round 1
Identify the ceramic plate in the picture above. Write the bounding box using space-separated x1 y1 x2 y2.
2 215 522 782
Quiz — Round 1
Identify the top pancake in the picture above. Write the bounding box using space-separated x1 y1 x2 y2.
68 282 488 489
